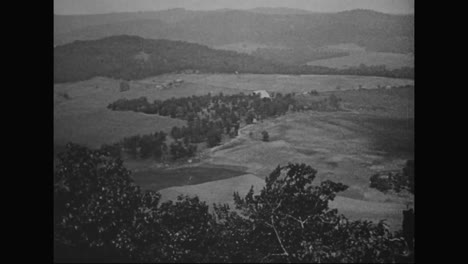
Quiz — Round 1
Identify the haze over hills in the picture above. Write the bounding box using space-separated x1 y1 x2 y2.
54 8 413 54
53 35 285 83
54 35 414 84
54 8 206 35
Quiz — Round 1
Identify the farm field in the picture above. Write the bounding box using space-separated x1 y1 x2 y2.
54 73 414 231
137 73 414 95
54 74 413 149
213 42 286 54
158 174 407 232
54 77 187 149
131 164 248 192
205 110 413 195
306 51 414 69
155 86 414 231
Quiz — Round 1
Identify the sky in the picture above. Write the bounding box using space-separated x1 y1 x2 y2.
54 0 414 15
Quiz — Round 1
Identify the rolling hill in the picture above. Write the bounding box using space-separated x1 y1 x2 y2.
54 35 414 83
54 9 413 54
54 35 286 83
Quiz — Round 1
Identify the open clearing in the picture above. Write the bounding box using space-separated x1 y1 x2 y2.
213 42 286 54
54 74 412 149
307 51 414 69
54 77 186 149
131 164 247 192
158 174 406 232
157 86 414 231
137 73 413 95
307 43 414 69
54 74 413 231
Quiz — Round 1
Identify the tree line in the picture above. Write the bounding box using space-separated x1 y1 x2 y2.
54 36 414 83
106 92 342 161
54 143 414 262
370 160 414 194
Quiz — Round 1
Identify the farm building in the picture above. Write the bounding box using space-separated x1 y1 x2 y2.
253 90 271 99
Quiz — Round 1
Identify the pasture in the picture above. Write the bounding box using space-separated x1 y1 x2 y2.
54 77 186 149
307 51 414 69
158 173 407 232
131 164 247 191
54 74 413 150
156 86 414 230
54 73 414 231
137 73 414 95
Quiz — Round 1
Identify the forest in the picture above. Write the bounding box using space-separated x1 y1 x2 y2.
54 35 414 83
54 143 414 262
106 91 341 161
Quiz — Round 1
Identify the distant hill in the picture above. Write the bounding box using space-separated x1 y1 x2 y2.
54 8 206 35
247 7 313 15
54 9 413 54
54 35 414 84
53 35 286 83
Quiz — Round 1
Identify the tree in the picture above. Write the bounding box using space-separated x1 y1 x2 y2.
54 143 160 262
328 94 341 110
55 146 408 262
122 135 140 158
403 160 414 194
261 131 269 142
206 127 222 147
245 111 256 124
99 143 121 159
228 163 406 262
54 143 211 262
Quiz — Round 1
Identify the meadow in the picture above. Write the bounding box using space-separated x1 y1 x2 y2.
54 74 414 231
54 74 413 149
306 51 414 70
156 86 414 231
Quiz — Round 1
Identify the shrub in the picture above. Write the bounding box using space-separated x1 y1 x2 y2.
261 131 269 142
55 144 409 262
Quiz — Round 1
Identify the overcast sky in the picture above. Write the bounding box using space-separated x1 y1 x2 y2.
54 0 414 15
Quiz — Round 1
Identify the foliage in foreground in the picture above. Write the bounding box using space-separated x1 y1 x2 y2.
370 160 414 194
54 143 413 262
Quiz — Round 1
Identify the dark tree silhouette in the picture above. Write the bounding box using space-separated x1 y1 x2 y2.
261 131 269 142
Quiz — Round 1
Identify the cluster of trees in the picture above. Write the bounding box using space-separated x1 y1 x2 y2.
107 130 199 161
109 92 301 148
55 36 413 84
298 64 414 80
109 92 297 122
370 160 414 194
105 92 343 161
120 131 169 160
54 143 414 262
262 130 269 142
54 36 284 83
169 140 197 160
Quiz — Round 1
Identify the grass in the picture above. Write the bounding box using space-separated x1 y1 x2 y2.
53 74 412 150
158 174 265 205
54 108 185 149
307 51 414 70
138 73 414 95
202 86 414 211
157 173 406 232
131 165 248 191
54 73 413 232
54 77 187 149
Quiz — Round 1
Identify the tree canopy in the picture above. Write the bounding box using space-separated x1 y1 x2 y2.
54 143 412 262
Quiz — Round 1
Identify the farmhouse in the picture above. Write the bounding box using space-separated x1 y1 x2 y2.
253 90 271 99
